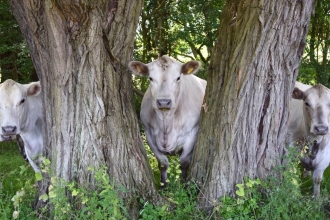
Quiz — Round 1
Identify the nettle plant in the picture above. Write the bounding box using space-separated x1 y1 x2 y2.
214 149 329 220
36 158 129 219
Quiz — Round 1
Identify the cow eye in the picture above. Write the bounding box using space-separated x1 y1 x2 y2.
176 76 181 82
19 98 25 105
149 77 153 82
305 102 310 108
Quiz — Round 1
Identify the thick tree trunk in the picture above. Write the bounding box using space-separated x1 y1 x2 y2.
189 0 315 209
9 0 162 217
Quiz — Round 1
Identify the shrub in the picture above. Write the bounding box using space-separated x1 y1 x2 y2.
214 149 330 219
37 161 129 220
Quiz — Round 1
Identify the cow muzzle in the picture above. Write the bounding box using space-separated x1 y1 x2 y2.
157 99 172 110
2 126 17 136
0 134 15 142
313 125 329 135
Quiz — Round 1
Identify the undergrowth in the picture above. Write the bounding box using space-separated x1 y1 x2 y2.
211 149 330 219
1 141 330 219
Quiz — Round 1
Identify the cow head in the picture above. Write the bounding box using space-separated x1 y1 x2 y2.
129 55 200 110
0 79 41 140
292 84 330 136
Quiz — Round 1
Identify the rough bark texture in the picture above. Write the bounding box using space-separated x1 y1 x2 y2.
9 0 162 217
189 0 315 208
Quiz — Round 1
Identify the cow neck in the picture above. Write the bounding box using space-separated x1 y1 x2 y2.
155 109 175 132
315 134 330 151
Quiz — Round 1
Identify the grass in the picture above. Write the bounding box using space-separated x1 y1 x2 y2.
1 140 330 219
0 141 34 194
0 141 37 219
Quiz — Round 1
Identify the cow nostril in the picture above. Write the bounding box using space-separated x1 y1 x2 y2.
157 99 172 109
2 126 17 135
315 125 329 134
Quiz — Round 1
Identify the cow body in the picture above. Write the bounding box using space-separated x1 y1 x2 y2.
0 79 42 172
129 55 206 187
286 82 330 196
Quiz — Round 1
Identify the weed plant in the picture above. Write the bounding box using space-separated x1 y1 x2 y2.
214 148 330 219
139 181 208 220
2 141 330 219
37 161 128 220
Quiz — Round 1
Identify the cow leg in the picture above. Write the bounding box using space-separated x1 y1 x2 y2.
179 151 193 182
157 156 169 188
312 169 324 197
311 145 330 197
179 134 196 182
144 131 170 188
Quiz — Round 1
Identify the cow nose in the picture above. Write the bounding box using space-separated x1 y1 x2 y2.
314 125 329 135
2 126 17 135
157 99 172 109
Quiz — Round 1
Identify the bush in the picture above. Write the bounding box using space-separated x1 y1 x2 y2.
214 149 330 219
1 141 330 219
139 181 208 220
37 161 128 220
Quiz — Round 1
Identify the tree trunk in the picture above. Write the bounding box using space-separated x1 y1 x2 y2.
189 0 315 209
8 0 162 217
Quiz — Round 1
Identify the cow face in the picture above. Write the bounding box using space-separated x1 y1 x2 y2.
0 80 41 140
129 55 200 110
293 84 330 136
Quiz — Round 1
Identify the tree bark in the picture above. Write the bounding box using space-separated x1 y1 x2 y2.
189 0 315 209
8 0 162 217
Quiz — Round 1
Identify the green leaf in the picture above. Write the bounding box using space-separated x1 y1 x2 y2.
39 193 48 202
236 184 245 197
72 189 79 196
42 158 51 166
49 191 56 198
35 172 43 181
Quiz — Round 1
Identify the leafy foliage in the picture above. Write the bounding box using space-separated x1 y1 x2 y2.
214 149 330 219
298 0 330 86
2 141 330 219
0 0 36 83
134 0 224 79
37 161 129 220
139 181 208 220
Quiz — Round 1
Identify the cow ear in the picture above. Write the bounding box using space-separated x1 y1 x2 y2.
181 61 201 75
292 87 304 100
27 82 41 96
129 61 149 76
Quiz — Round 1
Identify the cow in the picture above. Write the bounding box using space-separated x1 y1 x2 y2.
286 82 330 196
129 55 206 187
0 79 42 172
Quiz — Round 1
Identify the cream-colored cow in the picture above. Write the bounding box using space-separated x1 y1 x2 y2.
287 82 330 196
129 55 206 187
0 79 42 172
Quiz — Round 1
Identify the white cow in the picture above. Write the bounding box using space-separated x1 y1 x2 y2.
129 55 206 187
286 82 330 196
0 79 42 172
